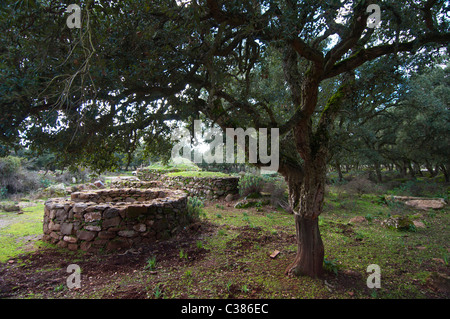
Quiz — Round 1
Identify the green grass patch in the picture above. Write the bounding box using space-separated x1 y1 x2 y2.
143 159 201 173
165 170 233 178
0 202 44 262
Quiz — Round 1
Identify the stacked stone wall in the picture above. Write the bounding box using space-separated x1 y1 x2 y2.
160 176 239 199
135 168 240 199
42 188 189 252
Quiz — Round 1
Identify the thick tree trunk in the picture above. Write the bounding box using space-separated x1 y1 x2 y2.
280 59 339 278
286 213 324 278
285 170 303 214
284 162 326 278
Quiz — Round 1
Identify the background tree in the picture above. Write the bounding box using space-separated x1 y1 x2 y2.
394 65 450 181
330 61 449 182
1 0 449 277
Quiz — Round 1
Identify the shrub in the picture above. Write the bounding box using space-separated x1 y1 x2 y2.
179 249 188 259
238 174 264 197
0 187 7 199
323 256 340 275
187 196 205 221
0 156 42 196
54 167 91 184
0 156 22 175
341 175 380 196
40 178 53 188
392 179 445 197
145 256 157 270
262 176 288 205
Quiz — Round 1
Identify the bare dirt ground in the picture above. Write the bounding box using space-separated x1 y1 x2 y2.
0 220 214 299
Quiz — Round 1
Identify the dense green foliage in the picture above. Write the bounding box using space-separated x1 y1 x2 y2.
238 174 265 196
331 64 450 182
0 156 42 195
1 0 448 173
186 196 205 221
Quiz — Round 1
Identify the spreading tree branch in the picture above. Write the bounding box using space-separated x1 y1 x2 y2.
323 32 450 79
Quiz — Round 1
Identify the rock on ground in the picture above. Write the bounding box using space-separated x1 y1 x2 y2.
349 216 367 224
385 196 446 210
404 199 446 210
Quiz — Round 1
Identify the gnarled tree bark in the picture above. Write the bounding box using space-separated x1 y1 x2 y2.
284 160 326 278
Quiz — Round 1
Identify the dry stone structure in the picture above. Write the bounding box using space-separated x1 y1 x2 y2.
135 168 240 199
43 188 190 252
43 167 240 252
160 175 239 199
110 178 161 189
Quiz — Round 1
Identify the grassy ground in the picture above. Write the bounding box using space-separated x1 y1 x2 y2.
0 201 45 263
0 181 448 299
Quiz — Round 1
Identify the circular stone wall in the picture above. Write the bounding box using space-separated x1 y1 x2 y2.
42 188 189 252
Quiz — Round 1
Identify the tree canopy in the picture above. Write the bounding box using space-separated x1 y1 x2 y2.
1 0 448 169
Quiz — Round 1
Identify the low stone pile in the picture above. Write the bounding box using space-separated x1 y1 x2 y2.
42 188 189 252
70 188 170 203
109 179 162 189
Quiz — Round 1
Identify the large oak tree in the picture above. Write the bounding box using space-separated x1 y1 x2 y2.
1 0 449 277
